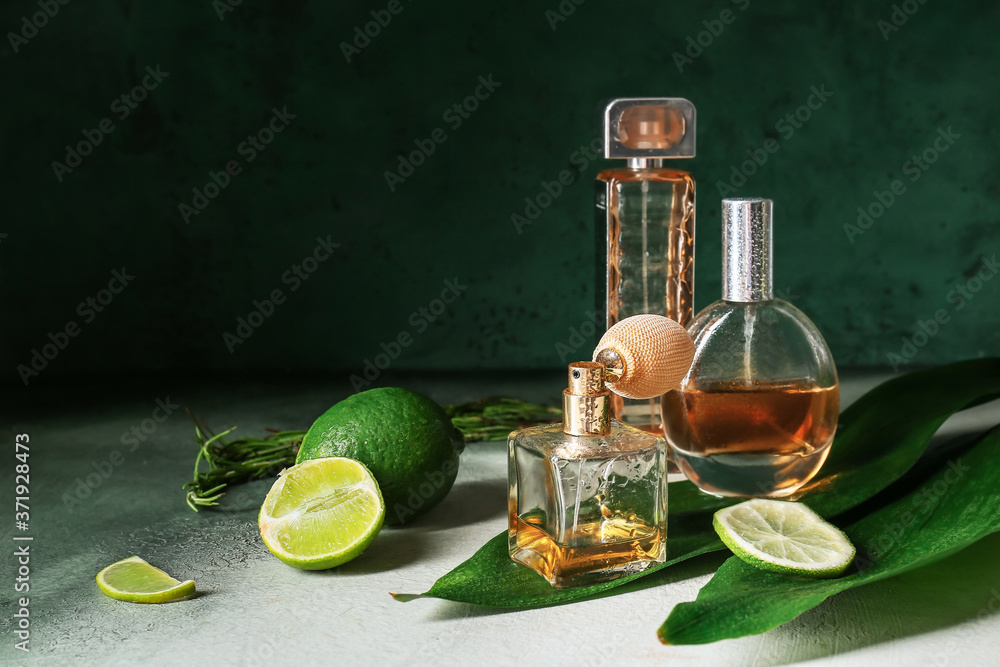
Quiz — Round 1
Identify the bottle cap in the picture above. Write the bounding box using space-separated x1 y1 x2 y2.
602 98 696 161
722 198 773 303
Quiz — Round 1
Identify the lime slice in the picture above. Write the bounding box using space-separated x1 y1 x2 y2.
258 457 385 570
713 499 856 578
96 556 195 603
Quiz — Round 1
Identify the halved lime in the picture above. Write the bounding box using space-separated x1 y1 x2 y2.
713 499 856 578
296 387 463 525
258 457 385 570
96 556 195 603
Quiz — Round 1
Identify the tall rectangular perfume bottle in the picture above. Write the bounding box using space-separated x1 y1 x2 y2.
508 362 667 588
596 98 696 434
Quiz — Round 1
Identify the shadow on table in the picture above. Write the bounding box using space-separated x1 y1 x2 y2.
332 477 504 575
332 527 431 575
411 478 507 531
761 531 1000 666
333 478 507 575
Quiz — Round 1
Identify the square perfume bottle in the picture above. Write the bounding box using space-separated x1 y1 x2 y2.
508 316 695 587
508 362 667 587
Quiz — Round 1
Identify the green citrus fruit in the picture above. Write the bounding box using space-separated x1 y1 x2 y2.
713 498 856 578
96 556 195 603
296 387 464 525
258 457 385 570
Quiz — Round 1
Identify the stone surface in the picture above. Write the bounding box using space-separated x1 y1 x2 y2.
3 372 1000 665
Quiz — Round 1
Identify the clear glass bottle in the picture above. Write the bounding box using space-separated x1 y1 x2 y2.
596 98 696 434
508 361 667 587
663 198 839 498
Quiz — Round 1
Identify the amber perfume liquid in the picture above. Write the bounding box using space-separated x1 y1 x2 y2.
508 420 667 588
510 513 663 585
668 198 840 498
597 167 695 434
663 382 839 497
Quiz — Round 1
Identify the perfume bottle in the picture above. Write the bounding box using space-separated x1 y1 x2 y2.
508 315 694 587
596 98 696 434
663 198 840 498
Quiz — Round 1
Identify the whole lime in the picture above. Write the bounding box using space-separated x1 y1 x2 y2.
296 387 464 525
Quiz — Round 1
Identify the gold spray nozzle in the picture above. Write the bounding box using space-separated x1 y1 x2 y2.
562 361 611 436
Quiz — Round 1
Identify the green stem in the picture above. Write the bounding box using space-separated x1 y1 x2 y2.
184 396 561 511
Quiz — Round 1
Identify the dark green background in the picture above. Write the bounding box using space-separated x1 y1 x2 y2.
3 0 998 390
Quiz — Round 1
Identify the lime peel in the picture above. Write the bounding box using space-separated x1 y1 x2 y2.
296 387 463 525
96 556 195 603
713 498 856 578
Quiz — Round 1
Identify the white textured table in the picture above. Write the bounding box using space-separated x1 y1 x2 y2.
4 371 1000 666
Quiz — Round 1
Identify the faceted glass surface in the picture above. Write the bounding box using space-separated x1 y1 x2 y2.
597 167 695 434
508 421 667 587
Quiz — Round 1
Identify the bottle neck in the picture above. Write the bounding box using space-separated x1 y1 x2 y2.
722 281 773 303
626 158 665 169
562 389 611 436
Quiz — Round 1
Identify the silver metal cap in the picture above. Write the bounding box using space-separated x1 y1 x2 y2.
602 98 696 162
722 198 773 302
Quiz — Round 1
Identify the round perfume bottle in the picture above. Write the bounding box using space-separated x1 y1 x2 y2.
662 199 839 497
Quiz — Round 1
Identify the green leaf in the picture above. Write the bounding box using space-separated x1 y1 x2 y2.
658 423 1000 644
395 358 1000 608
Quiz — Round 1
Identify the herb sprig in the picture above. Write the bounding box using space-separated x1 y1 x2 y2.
183 420 306 511
184 397 560 511
444 396 562 443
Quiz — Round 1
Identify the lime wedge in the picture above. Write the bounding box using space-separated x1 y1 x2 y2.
96 556 195 603
713 499 856 578
258 457 385 570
